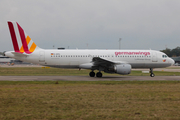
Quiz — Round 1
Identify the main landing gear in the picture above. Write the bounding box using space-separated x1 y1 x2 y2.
89 71 102 78
150 68 155 77
89 71 95 77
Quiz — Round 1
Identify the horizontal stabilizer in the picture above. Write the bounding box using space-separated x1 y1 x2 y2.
11 52 28 56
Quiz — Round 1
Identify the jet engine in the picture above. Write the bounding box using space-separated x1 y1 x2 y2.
114 64 131 75
79 63 93 69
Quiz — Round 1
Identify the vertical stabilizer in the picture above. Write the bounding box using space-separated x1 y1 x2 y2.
7 21 39 54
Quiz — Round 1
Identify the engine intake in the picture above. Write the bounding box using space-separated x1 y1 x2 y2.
114 64 131 75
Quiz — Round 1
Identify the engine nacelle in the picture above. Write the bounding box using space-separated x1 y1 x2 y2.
114 64 131 75
79 63 93 69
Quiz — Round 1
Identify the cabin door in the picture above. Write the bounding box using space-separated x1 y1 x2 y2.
39 51 45 63
152 52 157 62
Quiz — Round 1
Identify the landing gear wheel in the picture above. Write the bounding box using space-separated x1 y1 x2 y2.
150 68 155 77
150 73 155 77
89 71 95 77
96 72 102 78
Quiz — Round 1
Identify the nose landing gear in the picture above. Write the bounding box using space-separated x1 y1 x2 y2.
150 68 155 77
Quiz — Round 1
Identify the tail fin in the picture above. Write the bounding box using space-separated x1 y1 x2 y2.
7 21 39 54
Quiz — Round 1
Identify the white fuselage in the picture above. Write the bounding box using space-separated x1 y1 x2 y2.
5 49 174 69
5 21 175 77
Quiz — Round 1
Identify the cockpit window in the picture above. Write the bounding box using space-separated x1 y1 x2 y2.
162 55 168 58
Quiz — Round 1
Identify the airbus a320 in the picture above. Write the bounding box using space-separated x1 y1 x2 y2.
3 21 174 77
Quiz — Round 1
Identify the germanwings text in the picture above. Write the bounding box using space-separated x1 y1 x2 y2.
115 51 150 56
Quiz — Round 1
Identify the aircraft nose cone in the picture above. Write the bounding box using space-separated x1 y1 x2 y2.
170 58 175 66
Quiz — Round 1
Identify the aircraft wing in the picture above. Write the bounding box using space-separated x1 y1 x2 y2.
80 57 122 69
92 57 114 66
92 57 127 68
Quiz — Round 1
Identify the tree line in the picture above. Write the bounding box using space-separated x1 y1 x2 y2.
160 47 180 57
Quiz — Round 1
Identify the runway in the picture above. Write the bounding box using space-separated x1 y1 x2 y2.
0 76 180 81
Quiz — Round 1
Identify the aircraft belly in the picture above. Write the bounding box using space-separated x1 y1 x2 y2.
45 58 90 68
44 65 79 68
131 63 171 68
70 61 79 65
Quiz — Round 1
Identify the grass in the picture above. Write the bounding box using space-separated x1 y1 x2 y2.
0 67 180 76
1 67 180 119
1 81 180 120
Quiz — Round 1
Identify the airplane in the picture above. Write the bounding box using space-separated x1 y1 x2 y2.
4 21 174 77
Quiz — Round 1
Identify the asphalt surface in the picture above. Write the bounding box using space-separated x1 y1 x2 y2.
0 76 180 81
0 65 180 81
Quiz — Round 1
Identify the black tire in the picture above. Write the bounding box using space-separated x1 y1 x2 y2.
150 73 155 77
89 71 95 77
96 72 102 78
